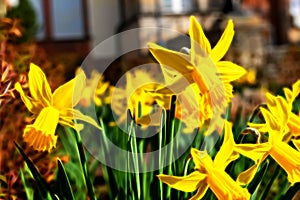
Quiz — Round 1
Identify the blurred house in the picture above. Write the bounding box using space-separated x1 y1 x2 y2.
14 0 299 86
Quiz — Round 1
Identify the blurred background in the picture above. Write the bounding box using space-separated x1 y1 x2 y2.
1 0 300 86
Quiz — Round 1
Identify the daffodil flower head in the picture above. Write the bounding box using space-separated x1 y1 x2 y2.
147 16 246 135
158 121 251 200
15 63 101 152
241 100 300 185
76 69 113 107
249 80 300 139
111 69 163 127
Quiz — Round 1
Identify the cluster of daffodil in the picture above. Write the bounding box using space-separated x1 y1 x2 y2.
148 16 300 199
13 15 300 199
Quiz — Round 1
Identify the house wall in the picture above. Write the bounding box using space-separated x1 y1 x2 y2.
87 0 121 58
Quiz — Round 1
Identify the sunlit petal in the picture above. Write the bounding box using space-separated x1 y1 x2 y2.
210 20 234 62
288 112 300 136
214 121 238 169
154 75 193 95
234 143 270 163
292 139 300 151
191 148 213 170
53 71 86 109
157 171 207 193
270 142 300 185
189 16 211 57
237 162 261 185
148 42 193 75
28 63 52 106
283 87 293 103
189 180 209 200
260 108 282 138
61 108 102 131
265 93 289 129
216 61 247 82
14 82 42 114
207 168 250 200
291 80 300 102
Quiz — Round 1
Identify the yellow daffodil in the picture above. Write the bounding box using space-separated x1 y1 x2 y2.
237 96 300 185
15 63 101 152
283 80 300 136
111 69 161 126
158 121 250 199
175 83 212 133
148 16 246 133
248 80 300 138
236 69 257 84
148 16 246 102
78 69 113 107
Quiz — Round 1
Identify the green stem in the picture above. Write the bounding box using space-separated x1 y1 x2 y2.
158 109 166 199
70 128 97 200
166 95 177 198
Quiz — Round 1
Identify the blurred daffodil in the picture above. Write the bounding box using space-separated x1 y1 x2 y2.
148 16 246 134
158 121 250 199
111 69 161 126
236 68 256 84
15 63 101 152
78 70 113 107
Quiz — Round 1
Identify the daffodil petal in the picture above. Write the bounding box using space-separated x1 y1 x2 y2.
136 109 163 126
216 61 247 82
63 108 102 131
292 139 300 151
283 87 293 103
237 162 260 185
53 71 86 109
214 121 238 169
190 180 209 200
189 16 211 57
160 65 183 84
156 75 194 96
265 93 289 128
210 20 234 62
234 143 270 163
292 79 300 102
270 142 300 185
260 107 281 136
191 148 213 170
28 63 52 106
59 117 84 132
148 42 193 75
14 82 42 114
157 171 207 193
288 112 300 136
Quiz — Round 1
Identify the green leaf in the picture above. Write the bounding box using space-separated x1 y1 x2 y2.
14 142 56 200
55 159 75 200
248 160 269 199
20 168 34 200
257 163 281 200
64 127 97 200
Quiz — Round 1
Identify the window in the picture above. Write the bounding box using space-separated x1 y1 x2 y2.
28 0 88 41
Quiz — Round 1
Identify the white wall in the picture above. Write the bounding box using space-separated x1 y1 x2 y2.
87 0 120 58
